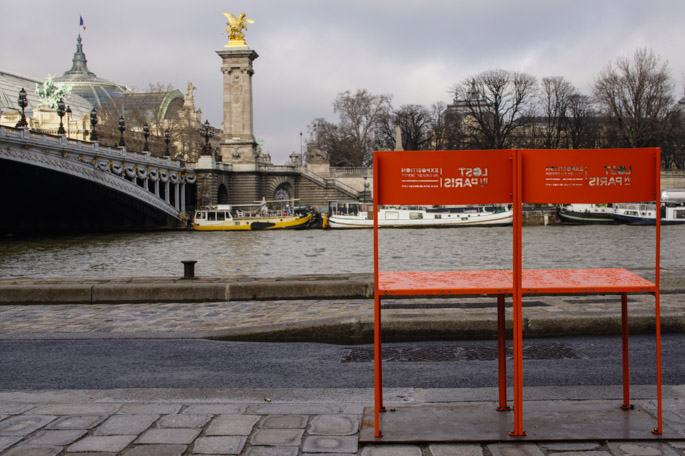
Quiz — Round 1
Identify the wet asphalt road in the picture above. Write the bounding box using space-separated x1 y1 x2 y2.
0 334 683 390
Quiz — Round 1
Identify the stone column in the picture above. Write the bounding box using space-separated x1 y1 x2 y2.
216 48 259 164
180 183 186 213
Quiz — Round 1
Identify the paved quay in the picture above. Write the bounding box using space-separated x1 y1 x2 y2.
1 386 685 455
0 269 684 342
1 271 684 454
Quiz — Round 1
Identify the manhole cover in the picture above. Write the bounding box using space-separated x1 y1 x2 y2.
341 343 586 363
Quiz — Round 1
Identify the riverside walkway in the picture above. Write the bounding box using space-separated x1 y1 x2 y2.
1 271 684 454
1 269 685 342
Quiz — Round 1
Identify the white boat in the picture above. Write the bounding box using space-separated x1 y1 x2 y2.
325 202 513 229
612 197 685 225
612 203 658 224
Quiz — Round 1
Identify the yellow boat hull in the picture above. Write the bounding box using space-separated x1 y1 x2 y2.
192 213 312 231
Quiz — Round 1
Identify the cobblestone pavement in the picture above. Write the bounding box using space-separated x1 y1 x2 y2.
0 388 684 455
1 282 684 453
0 292 681 340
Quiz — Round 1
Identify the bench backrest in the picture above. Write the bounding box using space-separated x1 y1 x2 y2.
373 149 514 206
520 148 660 204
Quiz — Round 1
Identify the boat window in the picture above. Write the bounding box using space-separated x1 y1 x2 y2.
385 211 399 220
195 211 205 220
435 214 442 219
208 212 216 221
676 210 685 219
409 212 423 220
216 212 225 221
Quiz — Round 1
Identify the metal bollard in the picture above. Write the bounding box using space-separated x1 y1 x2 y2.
182 260 197 279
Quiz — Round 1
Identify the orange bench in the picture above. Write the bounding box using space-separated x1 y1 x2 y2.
371 148 662 439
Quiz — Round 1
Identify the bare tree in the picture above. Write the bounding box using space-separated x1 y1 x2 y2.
660 109 685 169
375 104 434 151
539 76 575 148
567 93 598 149
429 102 448 150
452 69 537 149
306 117 357 167
594 48 675 148
441 104 469 150
332 89 393 166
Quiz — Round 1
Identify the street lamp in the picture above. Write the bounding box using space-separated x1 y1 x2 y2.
16 88 28 128
66 106 72 137
199 120 214 155
89 108 98 141
164 129 171 157
118 116 126 147
143 123 150 152
56 99 66 135
363 176 370 203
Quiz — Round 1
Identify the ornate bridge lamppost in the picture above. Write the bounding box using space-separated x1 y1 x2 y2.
56 99 66 135
164 129 171 157
66 106 72 136
118 116 126 148
16 88 28 128
89 108 98 141
199 119 214 156
363 176 370 203
143 123 150 152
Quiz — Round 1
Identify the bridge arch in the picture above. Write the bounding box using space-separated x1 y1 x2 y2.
217 184 229 204
267 176 295 201
0 127 194 234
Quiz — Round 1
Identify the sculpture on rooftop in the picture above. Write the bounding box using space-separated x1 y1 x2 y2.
222 12 255 47
35 74 72 109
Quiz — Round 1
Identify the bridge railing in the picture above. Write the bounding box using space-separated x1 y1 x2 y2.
253 163 361 199
298 166 360 197
329 167 372 178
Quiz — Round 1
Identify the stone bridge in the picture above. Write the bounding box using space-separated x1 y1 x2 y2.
192 155 365 210
0 126 195 234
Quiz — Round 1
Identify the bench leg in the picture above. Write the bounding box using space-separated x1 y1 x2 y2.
510 292 526 436
620 292 631 410
653 290 663 435
374 294 385 437
497 294 510 411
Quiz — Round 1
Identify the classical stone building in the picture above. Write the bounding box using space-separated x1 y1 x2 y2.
0 35 207 161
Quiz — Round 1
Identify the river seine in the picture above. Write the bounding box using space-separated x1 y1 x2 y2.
1 225 682 279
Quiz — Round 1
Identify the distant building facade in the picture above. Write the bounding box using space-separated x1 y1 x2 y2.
0 35 209 161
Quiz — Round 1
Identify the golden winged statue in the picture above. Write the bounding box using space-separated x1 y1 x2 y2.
222 12 255 47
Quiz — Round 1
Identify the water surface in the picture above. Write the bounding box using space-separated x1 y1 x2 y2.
0 225 677 279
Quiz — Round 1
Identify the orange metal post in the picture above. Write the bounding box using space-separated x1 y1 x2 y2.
373 154 383 438
653 150 663 435
497 294 510 411
620 292 631 410
510 150 525 436
373 293 384 437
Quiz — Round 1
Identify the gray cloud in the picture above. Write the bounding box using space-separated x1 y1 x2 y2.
3 0 684 163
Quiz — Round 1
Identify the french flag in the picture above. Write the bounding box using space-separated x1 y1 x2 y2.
80 16 86 31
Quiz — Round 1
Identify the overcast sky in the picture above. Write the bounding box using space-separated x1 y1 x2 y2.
3 1 685 164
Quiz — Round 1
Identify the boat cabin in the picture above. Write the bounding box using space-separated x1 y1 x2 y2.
194 205 235 222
